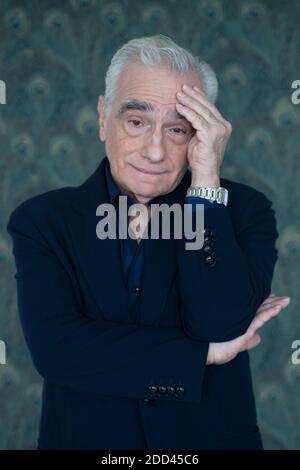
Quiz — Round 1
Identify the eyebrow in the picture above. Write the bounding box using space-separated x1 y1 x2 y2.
116 99 186 121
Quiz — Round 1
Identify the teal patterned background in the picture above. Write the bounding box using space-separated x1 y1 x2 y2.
1 0 300 450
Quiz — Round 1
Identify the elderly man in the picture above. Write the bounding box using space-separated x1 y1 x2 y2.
7 35 289 450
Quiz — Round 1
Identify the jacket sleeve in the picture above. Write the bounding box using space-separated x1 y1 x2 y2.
178 190 279 342
6 204 209 405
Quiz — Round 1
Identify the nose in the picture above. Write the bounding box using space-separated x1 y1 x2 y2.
142 125 165 163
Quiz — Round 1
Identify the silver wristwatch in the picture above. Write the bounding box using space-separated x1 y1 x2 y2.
186 186 229 206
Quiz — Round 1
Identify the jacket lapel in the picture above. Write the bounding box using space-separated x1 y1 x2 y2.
68 157 131 323
67 156 192 326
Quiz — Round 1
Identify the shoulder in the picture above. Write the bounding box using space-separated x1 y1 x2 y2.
220 176 274 211
6 185 81 244
7 160 104 226
219 177 277 236
7 186 77 224
6 187 81 272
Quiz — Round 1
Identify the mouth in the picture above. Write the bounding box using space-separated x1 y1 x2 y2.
131 164 166 176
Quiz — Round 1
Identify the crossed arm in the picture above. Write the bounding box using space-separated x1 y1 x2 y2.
177 189 290 364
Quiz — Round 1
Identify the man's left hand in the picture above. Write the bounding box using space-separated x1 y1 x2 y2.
176 84 232 187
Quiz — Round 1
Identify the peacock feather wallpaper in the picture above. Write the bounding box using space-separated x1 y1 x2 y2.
0 0 300 450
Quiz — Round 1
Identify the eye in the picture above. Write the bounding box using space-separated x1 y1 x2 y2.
128 119 142 127
171 128 186 134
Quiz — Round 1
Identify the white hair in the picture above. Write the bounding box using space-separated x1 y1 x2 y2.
103 34 218 118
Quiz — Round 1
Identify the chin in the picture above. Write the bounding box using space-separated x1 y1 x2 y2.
134 186 161 200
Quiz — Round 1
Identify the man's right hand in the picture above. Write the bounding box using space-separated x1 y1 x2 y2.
206 294 290 365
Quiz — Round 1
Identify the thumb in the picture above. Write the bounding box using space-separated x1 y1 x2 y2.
246 334 261 351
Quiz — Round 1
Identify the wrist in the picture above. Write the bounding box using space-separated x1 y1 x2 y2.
191 171 220 188
206 343 214 365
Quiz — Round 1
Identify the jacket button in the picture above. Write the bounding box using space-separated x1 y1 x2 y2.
203 244 214 254
147 385 158 395
158 386 167 395
174 386 185 397
204 255 216 266
204 235 214 245
167 386 176 396
144 398 156 404
203 228 213 237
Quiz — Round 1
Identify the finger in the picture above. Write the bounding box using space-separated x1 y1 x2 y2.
176 92 218 125
175 103 211 130
264 295 289 304
246 298 290 338
259 294 281 307
183 84 226 122
254 305 283 322
256 296 290 314
253 305 282 328
246 334 261 351
246 304 284 337
247 305 283 336
259 295 289 306
255 296 276 314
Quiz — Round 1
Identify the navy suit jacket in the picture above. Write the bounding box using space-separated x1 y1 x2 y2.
7 156 278 450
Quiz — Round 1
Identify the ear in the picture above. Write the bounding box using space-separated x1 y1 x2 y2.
97 95 106 142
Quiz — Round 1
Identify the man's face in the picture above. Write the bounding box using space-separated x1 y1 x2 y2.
97 62 205 204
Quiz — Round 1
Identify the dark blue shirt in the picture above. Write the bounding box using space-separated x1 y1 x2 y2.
105 158 218 320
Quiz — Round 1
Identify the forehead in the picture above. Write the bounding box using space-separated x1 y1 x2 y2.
113 62 202 120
